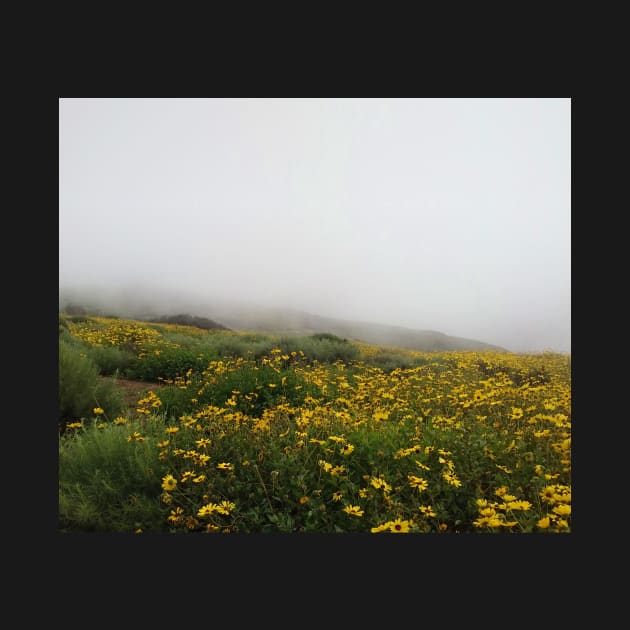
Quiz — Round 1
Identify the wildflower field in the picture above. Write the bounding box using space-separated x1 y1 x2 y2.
58 313 571 534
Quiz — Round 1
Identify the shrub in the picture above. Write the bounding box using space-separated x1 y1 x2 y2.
368 351 416 372
156 363 321 420
205 335 276 360
65 314 91 323
58 420 167 532
59 314 69 334
58 340 125 428
59 326 83 347
277 335 360 364
86 345 135 376
126 347 211 381
148 313 228 330
310 332 346 342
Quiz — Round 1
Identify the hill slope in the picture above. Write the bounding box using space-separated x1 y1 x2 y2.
58 286 507 353
210 306 506 352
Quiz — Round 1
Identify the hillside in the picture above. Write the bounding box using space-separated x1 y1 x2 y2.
145 313 229 331
58 286 507 353
208 307 506 352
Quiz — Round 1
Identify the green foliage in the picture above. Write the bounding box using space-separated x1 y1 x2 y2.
156 363 321 419
58 340 125 426
148 313 228 330
157 328 361 366
475 359 558 387
233 332 270 343
126 347 211 381
59 314 69 334
157 331 276 362
277 335 360 364
65 314 91 323
364 350 432 372
310 332 346 342
153 386 196 420
59 314 571 534
204 335 276 360
86 345 135 376
158 332 209 350
58 420 167 532
59 326 82 347
368 350 416 372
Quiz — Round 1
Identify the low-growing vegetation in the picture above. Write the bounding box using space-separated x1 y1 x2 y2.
58 313 571 534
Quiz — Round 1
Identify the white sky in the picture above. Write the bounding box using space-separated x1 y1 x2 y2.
59 97 571 353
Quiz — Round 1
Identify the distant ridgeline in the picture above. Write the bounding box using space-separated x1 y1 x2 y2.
58 289 507 352
145 313 230 331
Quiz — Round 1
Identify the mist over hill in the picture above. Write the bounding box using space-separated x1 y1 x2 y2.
59 285 507 353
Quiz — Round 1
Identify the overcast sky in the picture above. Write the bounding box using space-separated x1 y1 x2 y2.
59 98 571 353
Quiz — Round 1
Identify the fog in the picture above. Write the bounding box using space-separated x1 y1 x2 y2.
59 98 570 353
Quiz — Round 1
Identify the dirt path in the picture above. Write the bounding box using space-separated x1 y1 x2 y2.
99 376 162 407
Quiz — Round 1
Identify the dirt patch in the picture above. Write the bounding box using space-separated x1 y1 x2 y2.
99 376 161 408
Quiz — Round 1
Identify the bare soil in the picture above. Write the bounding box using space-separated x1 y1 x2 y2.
99 376 161 407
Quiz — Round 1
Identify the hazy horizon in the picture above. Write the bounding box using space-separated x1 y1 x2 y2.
59 98 571 353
